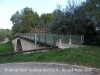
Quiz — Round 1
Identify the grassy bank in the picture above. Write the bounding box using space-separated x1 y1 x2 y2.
0 41 14 54
0 46 100 68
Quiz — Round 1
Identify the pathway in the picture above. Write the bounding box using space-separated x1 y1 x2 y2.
0 62 99 75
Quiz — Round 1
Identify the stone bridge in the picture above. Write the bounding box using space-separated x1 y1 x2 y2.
12 33 56 52
12 33 84 52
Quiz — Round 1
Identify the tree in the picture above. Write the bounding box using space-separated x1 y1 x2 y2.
49 2 86 34
10 11 21 33
21 7 39 32
84 0 100 27
38 13 52 28
49 0 98 35
0 29 11 41
49 9 65 34
10 7 39 34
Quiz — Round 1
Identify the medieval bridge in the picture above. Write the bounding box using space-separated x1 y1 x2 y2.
12 33 57 52
12 33 84 52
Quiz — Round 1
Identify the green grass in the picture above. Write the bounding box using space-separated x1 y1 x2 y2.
0 46 100 68
0 41 14 54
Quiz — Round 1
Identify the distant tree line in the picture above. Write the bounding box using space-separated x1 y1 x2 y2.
0 29 11 41
10 0 100 46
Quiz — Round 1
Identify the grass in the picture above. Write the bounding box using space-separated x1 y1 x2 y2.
0 41 14 54
0 45 100 68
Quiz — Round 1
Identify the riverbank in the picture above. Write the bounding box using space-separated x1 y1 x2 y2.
0 45 100 68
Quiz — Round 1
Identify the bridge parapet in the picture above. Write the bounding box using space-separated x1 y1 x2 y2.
13 33 84 44
12 33 56 47
12 33 84 52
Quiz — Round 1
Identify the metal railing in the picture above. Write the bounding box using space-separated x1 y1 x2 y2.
13 33 56 47
13 33 84 45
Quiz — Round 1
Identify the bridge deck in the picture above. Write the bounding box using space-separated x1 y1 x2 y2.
12 33 56 48
12 33 84 48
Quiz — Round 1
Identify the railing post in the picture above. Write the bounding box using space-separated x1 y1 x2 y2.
54 34 56 48
69 35 72 45
35 33 37 49
81 35 84 44
81 35 82 44
24 33 26 38
83 35 84 43
34 34 35 41
38 34 40 46
45 34 46 49
62 34 63 40
30 33 31 40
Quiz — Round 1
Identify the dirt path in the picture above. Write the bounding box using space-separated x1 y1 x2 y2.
0 62 100 75
0 38 9 44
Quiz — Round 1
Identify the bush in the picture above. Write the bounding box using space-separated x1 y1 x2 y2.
93 35 100 46
84 35 100 47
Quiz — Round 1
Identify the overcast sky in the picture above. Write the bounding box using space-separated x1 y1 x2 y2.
0 0 85 29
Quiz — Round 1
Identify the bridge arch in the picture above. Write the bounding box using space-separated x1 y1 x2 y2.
16 39 23 52
12 37 43 52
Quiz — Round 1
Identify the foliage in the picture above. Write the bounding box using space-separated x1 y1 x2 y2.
49 3 97 35
49 9 65 34
0 41 14 54
91 35 100 46
48 0 100 46
10 7 39 34
38 13 52 28
82 0 100 45
10 0 100 46
0 46 100 68
10 7 53 34
0 29 11 41
85 0 100 22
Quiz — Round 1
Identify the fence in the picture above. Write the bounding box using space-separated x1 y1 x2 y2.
0 48 53 57
14 33 56 47
14 33 84 45
55 34 84 44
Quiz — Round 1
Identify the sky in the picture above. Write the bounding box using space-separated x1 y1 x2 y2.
0 0 85 30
